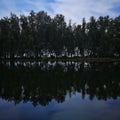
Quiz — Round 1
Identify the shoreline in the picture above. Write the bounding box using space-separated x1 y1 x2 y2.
1 57 120 62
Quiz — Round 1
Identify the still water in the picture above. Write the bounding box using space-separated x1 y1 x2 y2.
0 61 120 120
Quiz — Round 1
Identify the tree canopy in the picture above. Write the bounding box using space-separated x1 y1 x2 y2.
0 11 120 59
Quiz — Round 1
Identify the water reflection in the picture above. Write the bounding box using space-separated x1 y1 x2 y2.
0 61 120 106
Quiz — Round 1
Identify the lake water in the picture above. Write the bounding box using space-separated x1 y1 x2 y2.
0 61 120 120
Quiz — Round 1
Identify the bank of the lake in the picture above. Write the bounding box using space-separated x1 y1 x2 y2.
1 57 120 62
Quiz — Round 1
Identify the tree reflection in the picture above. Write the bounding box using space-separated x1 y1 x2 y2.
0 61 120 106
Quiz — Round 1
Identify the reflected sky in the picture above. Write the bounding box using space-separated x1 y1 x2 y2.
0 92 120 120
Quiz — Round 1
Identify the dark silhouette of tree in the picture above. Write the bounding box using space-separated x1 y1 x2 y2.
109 16 120 57
9 13 20 59
20 15 30 57
81 18 87 57
64 20 75 57
0 10 120 59
87 16 98 57
52 14 66 57
0 17 10 58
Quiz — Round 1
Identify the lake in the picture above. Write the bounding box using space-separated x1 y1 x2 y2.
0 61 120 120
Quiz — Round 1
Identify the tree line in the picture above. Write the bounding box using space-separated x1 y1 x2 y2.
0 10 120 59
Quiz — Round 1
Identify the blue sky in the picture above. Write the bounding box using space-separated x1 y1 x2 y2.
0 0 120 24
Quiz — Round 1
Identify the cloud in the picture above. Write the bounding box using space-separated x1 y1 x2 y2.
50 0 120 24
23 0 54 16
0 0 54 17
0 0 120 24
0 0 17 17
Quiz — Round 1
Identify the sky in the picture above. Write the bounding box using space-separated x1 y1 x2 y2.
0 0 120 24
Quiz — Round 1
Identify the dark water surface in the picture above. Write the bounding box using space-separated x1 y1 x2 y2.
0 61 120 120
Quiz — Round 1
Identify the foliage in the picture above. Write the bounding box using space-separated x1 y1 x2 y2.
0 11 120 59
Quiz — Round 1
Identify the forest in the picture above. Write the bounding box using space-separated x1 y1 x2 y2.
0 10 120 59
